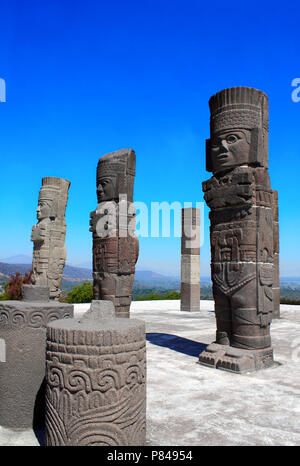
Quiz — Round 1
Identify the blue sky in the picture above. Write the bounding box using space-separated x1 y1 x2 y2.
0 0 299 276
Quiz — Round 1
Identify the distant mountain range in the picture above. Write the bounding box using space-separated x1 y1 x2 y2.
1 258 300 302
0 260 212 295
0 255 33 264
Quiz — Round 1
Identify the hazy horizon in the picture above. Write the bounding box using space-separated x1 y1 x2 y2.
1 253 300 280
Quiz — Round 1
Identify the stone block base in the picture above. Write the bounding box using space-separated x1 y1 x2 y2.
180 283 200 312
199 343 274 374
0 299 73 428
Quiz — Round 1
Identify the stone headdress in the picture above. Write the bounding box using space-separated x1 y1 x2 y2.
206 87 269 171
38 177 71 220
96 149 136 203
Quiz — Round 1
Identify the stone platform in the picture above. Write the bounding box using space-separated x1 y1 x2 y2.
0 300 299 446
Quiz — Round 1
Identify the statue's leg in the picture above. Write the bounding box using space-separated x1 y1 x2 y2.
231 278 271 350
213 285 231 345
115 274 134 318
93 272 117 307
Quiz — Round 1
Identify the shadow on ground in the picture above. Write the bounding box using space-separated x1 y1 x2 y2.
34 427 45 446
146 333 207 357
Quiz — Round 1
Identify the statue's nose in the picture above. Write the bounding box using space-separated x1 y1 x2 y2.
220 139 228 151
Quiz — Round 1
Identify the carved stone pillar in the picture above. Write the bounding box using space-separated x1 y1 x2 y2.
199 87 276 373
272 190 280 318
45 301 146 446
31 177 71 300
0 286 73 428
90 149 139 318
180 208 200 311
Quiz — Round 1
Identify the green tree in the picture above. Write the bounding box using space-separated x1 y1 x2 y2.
135 290 181 301
64 282 93 303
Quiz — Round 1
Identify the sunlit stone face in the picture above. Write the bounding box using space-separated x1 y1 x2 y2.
37 199 52 220
97 176 117 202
210 129 251 172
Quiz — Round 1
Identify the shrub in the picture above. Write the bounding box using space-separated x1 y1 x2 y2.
280 298 300 305
135 290 180 301
64 282 93 303
1 271 32 300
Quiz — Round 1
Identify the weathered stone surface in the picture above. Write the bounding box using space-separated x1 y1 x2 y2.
272 190 280 318
180 283 200 311
45 305 146 446
200 87 277 369
181 255 200 284
80 300 115 322
90 149 139 318
22 284 50 302
31 177 71 300
180 208 200 312
206 87 269 171
0 300 73 428
199 343 274 374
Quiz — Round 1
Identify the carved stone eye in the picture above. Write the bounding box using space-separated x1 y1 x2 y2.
226 134 238 144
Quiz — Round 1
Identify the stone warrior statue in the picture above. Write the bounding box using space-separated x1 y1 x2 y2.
31 177 71 300
90 149 139 318
199 87 277 373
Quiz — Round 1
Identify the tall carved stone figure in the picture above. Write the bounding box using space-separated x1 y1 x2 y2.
199 87 276 373
90 149 139 318
31 177 71 300
272 190 280 318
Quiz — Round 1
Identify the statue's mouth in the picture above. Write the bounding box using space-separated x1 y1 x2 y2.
217 153 229 160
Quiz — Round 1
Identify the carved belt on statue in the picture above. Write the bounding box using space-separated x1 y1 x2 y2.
212 263 256 296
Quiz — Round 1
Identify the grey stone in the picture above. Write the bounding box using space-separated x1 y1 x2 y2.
31 177 71 300
180 208 200 312
200 87 278 371
90 149 139 318
45 313 146 446
272 190 280 318
0 300 73 428
199 343 274 374
80 299 115 322
22 284 50 302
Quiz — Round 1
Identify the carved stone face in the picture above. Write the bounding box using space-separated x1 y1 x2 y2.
97 176 117 202
210 130 251 172
37 199 52 220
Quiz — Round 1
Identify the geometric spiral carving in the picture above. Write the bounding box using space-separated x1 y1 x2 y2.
45 317 146 446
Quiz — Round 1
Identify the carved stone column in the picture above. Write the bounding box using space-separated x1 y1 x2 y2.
45 301 146 446
31 177 71 300
0 286 73 428
199 87 277 373
180 208 200 311
90 149 139 318
272 190 280 318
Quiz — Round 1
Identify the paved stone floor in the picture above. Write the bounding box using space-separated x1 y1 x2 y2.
0 300 299 446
